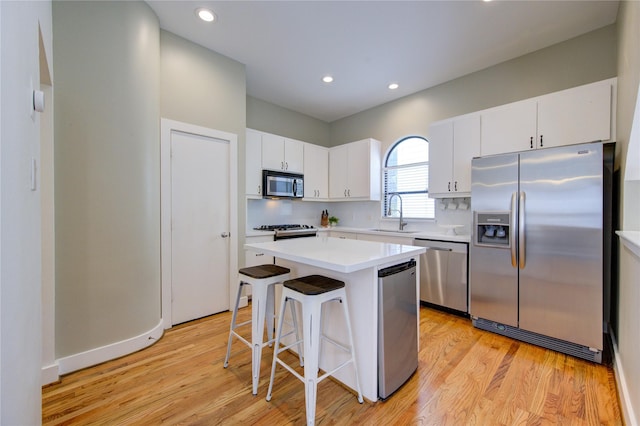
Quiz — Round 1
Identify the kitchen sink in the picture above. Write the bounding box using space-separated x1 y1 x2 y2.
368 228 419 234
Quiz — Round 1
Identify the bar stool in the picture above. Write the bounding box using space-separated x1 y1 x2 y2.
266 275 363 426
224 264 301 395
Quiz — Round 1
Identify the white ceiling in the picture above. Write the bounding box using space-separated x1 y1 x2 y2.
146 1 619 123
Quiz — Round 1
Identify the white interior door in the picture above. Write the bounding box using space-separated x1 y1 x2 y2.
170 130 230 325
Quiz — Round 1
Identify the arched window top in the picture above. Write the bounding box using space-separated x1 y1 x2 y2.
383 136 434 219
385 136 429 168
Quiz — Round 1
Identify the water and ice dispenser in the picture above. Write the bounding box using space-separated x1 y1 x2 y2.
474 212 511 247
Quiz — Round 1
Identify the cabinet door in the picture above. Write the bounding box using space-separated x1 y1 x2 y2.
284 138 304 173
452 114 480 193
537 80 612 149
481 99 537 156
428 121 454 195
346 139 371 198
244 236 274 267
329 144 349 198
245 130 263 196
261 133 285 171
329 231 356 239
356 233 413 245
303 143 328 199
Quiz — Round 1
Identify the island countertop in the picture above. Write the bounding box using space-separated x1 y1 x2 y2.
244 236 426 273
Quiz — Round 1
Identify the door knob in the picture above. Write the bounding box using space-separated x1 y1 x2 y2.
220 232 230 238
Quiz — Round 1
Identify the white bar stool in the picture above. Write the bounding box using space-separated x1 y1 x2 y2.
266 275 363 426
224 264 300 395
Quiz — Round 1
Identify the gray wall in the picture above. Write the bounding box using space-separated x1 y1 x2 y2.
247 95 331 146
53 1 160 357
160 29 247 265
330 24 617 155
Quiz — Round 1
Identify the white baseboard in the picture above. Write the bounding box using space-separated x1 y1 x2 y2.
41 363 60 386
56 319 164 375
610 331 638 426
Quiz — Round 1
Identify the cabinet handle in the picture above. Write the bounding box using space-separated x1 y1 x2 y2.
347 189 351 197
540 135 543 147
256 253 264 257
281 161 284 170
257 185 261 195
285 162 288 170
448 182 451 191
344 189 347 197
530 136 533 149
454 181 458 191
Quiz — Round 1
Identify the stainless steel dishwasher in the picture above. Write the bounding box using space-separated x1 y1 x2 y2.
378 259 418 399
413 239 468 314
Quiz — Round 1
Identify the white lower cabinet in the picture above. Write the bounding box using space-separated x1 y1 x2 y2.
356 233 414 245
244 235 274 267
328 231 356 240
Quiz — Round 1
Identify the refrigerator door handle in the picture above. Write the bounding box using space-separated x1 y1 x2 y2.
519 191 526 269
510 192 517 268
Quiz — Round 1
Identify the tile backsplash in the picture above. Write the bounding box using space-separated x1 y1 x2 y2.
246 197 472 235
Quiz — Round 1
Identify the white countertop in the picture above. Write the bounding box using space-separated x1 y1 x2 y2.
244 236 425 273
616 230 640 258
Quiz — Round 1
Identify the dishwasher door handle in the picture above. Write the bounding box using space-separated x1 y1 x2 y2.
425 247 453 252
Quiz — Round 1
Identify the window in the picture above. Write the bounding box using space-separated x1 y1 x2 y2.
383 136 435 219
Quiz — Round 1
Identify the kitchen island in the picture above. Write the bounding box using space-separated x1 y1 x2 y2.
244 236 425 402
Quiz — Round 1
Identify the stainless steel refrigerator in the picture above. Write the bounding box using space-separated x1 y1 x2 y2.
470 142 613 363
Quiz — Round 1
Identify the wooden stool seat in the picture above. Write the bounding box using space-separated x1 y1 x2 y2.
239 264 290 280
283 275 345 295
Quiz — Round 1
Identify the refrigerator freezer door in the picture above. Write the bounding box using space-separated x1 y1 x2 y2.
518 143 603 349
470 154 519 327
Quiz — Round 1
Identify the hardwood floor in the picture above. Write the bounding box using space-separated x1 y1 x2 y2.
42 306 622 425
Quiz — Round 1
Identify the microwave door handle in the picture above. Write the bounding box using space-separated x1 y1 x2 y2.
510 192 517 268
292 179 297 195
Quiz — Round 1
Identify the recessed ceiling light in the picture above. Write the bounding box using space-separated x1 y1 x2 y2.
196 8 216 22
322 75 334 83
388 83 399 90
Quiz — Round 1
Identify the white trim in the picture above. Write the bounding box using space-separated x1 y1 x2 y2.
160 118 238 329
610 330 638 426
41 364 59 386
57 320 164 375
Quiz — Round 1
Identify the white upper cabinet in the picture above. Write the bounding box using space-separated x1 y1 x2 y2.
480 99 537 156
537 79 612 149
262 132 304 173
481 78 615 156
429 114 480 197
303 143 329 200
329 138 381 200
245 129 263 196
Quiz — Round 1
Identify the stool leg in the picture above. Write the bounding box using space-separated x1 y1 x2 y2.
289 298 304 367
303 299 322 426
251 281 269 395
224 281 245 368
266 284 275 346
340 296 363 404
266 295 289 402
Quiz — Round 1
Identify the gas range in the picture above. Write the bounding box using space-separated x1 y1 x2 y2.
254 224 318 240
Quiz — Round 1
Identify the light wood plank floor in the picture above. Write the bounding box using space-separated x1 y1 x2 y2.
43 306 622 425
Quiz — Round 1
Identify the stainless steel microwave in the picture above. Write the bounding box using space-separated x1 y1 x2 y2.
262 170 304 198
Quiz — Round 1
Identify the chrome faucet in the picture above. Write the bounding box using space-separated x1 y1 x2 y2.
387 193 408 231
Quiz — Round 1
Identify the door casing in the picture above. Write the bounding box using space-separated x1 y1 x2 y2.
160 118 238 329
